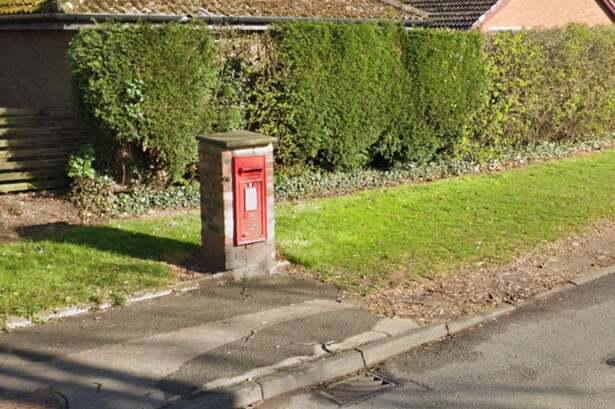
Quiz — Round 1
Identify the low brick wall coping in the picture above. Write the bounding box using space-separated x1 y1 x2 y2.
197 131 276 149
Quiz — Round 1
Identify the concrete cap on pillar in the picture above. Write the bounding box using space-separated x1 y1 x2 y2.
196 131 276 149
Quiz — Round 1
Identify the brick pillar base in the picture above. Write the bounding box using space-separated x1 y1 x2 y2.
197 131 276 278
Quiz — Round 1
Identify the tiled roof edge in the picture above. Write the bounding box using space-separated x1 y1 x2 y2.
52 0 427 20
0 12 433 26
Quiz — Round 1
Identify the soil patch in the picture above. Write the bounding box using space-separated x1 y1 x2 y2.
364 220 615 324
0 193 80 243
283 220 615 325
0 193 200 245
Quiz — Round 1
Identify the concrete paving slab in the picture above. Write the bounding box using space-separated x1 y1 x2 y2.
0 276 340 358
1 299 350 409
373 317 419 336
0 276 389 409
159 308 381 396
334 331 389 352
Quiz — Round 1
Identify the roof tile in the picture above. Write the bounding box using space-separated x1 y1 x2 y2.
0 0 427 19
407 0 499 28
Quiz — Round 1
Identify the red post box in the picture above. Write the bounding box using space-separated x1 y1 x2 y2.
233 155 268 246
198 131 276 276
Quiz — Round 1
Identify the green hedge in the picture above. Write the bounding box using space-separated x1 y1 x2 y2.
396 29 488 162
476 25 615 149
68 22 220 183
252 22 411 170
251 23 487 169
68 22 615 183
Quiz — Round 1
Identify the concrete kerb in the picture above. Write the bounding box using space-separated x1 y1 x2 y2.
258 350 366 401
568 264 615 286
358 324 447 367
446 304 516 336
174 264 615 409
174 326 449 409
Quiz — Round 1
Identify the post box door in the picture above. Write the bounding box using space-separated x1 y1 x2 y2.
233 155 268 245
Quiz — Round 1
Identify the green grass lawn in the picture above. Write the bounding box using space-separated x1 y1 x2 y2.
1 150 615 320
0 216 200 319
276 150 615 292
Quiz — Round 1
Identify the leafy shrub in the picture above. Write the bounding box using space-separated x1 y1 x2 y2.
68 22 220 183
67 145 96 179
252 22 412 170
69 175 117 222
250 23 487 169
475 25 615 148
211 32 263 132
66 140 199 221
67 145 116 222
68 22 615 184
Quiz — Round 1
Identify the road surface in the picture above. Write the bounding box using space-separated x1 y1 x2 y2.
263 273 615 409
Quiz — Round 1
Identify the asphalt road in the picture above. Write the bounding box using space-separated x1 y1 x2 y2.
263 273 615 409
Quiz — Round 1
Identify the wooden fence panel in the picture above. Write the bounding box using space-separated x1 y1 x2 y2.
0 108 90 194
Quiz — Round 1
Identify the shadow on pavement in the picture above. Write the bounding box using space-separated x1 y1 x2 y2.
0 345 241 409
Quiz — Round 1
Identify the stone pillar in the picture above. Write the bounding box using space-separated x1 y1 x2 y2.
197 131 276 278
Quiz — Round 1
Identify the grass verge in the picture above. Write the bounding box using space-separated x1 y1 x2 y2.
1 150 614 320
277 150 615 293
0 216 199 320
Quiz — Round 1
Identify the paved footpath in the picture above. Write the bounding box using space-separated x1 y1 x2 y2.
263 273 615 409
0 276 417 409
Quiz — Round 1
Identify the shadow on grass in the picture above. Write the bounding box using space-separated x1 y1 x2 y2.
16 223 207 272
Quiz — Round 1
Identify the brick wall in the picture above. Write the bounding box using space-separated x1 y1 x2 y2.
0 30 76 110
198 138 277 277
479 0 614 31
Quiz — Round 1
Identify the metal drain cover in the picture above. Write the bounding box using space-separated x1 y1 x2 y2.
607 357 615 367
318 372 397 407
